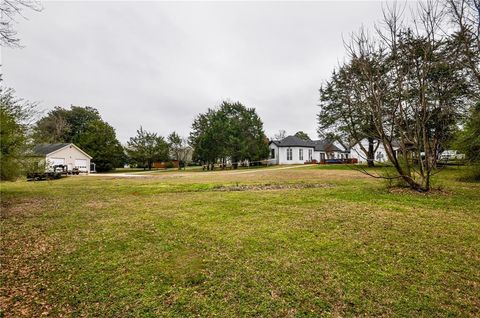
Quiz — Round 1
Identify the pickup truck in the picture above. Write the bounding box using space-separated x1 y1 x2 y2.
27 165 81 181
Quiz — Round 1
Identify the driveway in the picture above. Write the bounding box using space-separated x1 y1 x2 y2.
89 165 310 178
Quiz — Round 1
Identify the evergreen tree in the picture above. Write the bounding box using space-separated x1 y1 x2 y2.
189 101 269 169
76 120 126 172
127 127 169 170
0 87 37 180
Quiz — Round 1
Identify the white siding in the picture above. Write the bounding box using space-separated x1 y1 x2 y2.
270 143 352 165
313 151 326 161
49 158 65 165
45 145 91 173
350 139 388 163
277 147 314 164
270 144 333 165
268 144 279 165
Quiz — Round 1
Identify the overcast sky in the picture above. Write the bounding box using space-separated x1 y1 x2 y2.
3 1 389 143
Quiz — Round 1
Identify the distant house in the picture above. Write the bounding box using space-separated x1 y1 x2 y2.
349 139 401 164
269 135 348 165
152 160 180 169
152 145 194 169
32 143 93 173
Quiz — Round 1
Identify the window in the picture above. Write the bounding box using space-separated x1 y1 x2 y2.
308 149 313 161
287 148 292 160
270 148 275 159
299 149 303 160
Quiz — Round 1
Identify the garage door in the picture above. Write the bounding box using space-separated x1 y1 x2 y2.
75 159 88 171
50 158 65 165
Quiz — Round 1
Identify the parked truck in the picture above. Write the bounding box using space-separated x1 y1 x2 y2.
27 164 81 181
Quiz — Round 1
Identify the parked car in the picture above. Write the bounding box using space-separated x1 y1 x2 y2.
439 150 465 160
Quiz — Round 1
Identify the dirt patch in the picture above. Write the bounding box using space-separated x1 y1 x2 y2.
0 197 50 219
213 183 334 192
387 187 451 196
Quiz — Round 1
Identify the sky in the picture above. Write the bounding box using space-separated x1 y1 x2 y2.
2 1 389 143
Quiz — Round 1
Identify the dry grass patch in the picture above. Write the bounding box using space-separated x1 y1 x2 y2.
0 197 50 219
213 183 334 191
387 186 452 196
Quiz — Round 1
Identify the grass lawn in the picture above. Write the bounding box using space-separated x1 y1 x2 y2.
1 166 479 317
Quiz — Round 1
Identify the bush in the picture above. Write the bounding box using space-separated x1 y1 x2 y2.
1 87 37 180
458 164 480 182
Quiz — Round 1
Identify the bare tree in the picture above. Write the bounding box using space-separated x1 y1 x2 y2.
168 131 193 170
343 0 473 191
1 0 42 47
318 57 382 167
273 129 286 140
445 0 480 88
177 139 193 170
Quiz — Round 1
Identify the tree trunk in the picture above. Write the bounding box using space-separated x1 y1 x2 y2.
383 138 429 192
400 174 428 192
367 137 375 167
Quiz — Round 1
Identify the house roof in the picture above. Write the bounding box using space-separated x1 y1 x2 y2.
310 140 344 152
32 143 71 155
270 135 314 148
270 136 345 153
32 143 93 159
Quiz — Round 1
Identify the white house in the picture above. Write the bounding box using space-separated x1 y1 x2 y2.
32 143 93 173
349 139 400 164
268 135 348 165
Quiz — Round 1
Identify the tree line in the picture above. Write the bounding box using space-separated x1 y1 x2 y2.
2 0 478 191
0 1 271 179
317 0 479 191
0 97 270 179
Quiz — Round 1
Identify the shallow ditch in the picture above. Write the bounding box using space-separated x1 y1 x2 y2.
212 183 334 192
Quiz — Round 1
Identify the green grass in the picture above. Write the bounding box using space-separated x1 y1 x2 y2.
108 165 278 175
1 166 479 317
